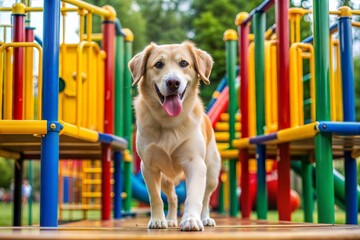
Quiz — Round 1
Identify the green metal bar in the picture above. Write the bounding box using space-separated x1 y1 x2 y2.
313 0 334 224
123 31 133 212
224 30 238 217
301 157 314 223
254 11 267 220
115 35 125 137
28 160 33 225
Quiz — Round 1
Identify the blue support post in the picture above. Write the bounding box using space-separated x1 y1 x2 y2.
40 0 60 227
113 151 123 219
338 10 358 224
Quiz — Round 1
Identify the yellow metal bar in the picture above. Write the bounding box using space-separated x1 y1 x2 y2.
86 13 93 42
0 120 47 134
0 6 42 12
4 48 13 119
353 22 360 28
215 122 241 131
217 143 229 150
290 44 300 127
97 51 105 131
0 42 43 120
79 9 85 42
60 7 78 13
329 35 336 121
220 149 239 160
59 121 98 142
277 122 319 142
232 138 251 149
61 0 116 20
334 40 343 121
25 38 34 120
82 33 102 41
76 41 102 128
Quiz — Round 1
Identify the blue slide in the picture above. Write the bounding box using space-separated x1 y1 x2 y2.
131 173 186 204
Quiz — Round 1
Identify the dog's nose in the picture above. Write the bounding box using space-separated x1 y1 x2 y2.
166 79 180 91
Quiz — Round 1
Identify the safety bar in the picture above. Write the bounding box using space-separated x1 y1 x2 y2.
61 0 116 20
241 0 275 25
0 42 43 120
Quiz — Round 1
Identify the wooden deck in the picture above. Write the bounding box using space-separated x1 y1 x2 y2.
0 215 360 239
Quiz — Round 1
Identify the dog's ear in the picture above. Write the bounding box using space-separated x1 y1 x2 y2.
128 43 156 86
184 41 213 85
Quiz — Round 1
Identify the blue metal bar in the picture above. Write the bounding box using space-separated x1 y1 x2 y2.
318 122 360 135
339 14 358 224
302 23 338 44
40 0 60 227
113 151 123 219
242 0 275 25
35 34 43 46
256 144 267 219
249 133 277 144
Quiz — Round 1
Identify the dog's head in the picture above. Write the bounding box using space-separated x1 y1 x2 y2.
129 42 213 117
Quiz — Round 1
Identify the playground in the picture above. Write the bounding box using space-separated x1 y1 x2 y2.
0 0 360 238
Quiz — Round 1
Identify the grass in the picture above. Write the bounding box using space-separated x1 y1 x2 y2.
0 202 358 226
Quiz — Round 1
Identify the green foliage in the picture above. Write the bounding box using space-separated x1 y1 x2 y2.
135 0 188 45
84 0 147 53
0 158 13 189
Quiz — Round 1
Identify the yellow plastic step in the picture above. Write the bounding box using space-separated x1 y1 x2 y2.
220 113 240 122
215 132 240 142
215 122 241 131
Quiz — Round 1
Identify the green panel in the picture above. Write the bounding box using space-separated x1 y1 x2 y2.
301 157 314 223
123 39 133 212
225 38 239 217
313 0 334 224
254 12 267 220
115 36 125 137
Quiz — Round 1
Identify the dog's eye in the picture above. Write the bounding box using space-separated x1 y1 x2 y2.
154 61 164 69
179 60 189 68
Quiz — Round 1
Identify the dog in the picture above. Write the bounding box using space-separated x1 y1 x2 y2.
129 42 221 231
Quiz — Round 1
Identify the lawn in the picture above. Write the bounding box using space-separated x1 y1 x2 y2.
0 202 358 226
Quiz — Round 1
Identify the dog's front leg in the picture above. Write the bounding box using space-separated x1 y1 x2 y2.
179 159 206 231
141 163 167 229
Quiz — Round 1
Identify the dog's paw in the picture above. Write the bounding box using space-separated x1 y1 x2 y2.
202 217 216 227
167 219 178 227
180 216 204 231
148 218 168 229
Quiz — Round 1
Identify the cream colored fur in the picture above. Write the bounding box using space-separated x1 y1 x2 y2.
129 42 221 231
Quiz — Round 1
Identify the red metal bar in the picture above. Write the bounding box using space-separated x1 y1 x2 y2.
101 143 112 220
238 22 251 218
101 20 115 220
102 21 115 134
276 0 291 221
13 15 26 120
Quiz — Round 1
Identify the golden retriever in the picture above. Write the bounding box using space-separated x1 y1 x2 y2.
129 42 221 231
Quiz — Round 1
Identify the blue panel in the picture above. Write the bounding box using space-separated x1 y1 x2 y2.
339 17 355 122
98 133 128 146
63 177 69 203
318 122 360 135
113 152 123 219
302 23 338 44
40 0 60 228
249 133 277 144
344 151 358 224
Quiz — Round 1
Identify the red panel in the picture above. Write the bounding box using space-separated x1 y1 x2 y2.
102 22 115 134
276 0 291 221
101 144 112 220
238 23 251 218
277 143 291 220
13 15 26 120
101 21 115 220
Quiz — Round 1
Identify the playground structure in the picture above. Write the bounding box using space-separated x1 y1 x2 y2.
215 0 360 225
0 0 359 238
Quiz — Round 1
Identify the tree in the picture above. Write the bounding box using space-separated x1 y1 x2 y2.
135 0 189 45
190 0 267 103
85 0 147 53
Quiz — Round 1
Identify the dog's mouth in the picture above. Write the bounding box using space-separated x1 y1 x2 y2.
154 84 188 117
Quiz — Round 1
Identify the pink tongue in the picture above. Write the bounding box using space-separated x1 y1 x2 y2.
163 95 182 117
